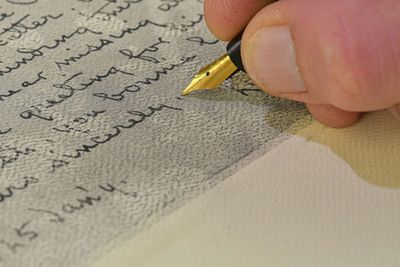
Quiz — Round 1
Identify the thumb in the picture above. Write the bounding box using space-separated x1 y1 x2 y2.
242 0 400 113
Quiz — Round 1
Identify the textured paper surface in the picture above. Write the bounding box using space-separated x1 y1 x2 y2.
0 1 310 267
90 114 400 267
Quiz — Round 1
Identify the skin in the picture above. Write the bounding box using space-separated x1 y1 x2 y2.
205 0 400 127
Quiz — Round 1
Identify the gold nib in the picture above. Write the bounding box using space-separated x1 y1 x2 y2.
182 54 238 96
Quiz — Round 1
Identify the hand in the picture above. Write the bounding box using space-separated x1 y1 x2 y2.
205 0 400 127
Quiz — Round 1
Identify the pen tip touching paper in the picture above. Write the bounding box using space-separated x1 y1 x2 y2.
182 54 238 96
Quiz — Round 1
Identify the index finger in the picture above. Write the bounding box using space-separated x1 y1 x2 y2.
204 0 274 41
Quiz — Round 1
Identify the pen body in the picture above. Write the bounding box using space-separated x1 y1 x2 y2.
227 32 245 72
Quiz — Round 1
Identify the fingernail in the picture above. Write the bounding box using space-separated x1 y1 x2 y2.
246 26 306 94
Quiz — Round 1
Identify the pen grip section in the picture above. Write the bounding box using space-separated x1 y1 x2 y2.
227 31 246 73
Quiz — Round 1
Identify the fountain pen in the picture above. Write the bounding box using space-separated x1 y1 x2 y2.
182 32 245 95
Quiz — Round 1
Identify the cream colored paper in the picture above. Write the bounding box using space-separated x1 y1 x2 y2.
91 113 400 267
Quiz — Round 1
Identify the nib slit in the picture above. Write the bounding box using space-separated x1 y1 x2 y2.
181 54 238 96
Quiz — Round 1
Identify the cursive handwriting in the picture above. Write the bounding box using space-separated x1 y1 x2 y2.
53 103 183 170
0 71 46 101
0 176 39 204
119 37 170 63
93 55 196 101
0 26 101 77
0 13 63 46
55 38 113 70
0 1 235 265
0 145 36 168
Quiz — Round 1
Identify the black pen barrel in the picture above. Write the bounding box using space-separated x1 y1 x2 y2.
226 31 245 72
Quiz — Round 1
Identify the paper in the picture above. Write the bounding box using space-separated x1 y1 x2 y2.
0 1 309 267
90 131 400 267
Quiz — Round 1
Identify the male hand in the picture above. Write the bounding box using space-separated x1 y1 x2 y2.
205 0 400 127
